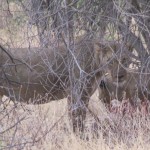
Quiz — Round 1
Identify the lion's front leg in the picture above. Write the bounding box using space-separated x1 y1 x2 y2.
67 95 88 133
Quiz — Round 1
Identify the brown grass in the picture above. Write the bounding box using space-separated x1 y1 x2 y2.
0 91 150 150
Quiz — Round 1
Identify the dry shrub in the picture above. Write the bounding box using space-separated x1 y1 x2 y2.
1 93 150 150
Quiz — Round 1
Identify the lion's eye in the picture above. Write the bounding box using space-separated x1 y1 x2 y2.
108 60 113 67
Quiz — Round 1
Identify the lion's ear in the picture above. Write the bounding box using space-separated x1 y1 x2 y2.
94 42 113 66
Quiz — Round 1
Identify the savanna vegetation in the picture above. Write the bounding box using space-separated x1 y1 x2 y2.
0 0 150 149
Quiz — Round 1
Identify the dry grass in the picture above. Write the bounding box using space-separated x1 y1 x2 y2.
1 2 150 150
0 91 150 150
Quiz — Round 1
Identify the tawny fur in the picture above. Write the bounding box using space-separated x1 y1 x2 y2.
99 58 150 105
0 37 118 132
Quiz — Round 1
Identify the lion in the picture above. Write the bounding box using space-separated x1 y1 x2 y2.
99 51 150 106
0 37 116 133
